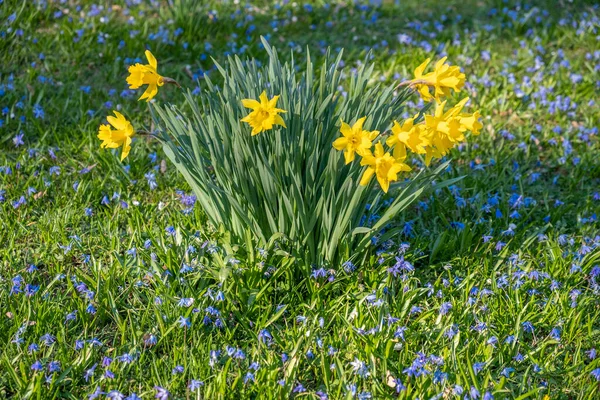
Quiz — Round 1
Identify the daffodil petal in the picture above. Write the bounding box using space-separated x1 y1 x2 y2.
145 50 158 71
242 99 261 109
414 58 430 78
273 114 286 128
360 168 375 186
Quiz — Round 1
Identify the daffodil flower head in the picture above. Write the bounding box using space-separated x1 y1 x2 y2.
421 97 482 166
127 50 164 102
359 143 411 193
413 57 466 102
333 117 379 164
241 91 287 135
387 116 430 157
422 101 463 162
98 110 135 161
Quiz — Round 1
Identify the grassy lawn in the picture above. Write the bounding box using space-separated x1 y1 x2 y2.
1 0 599 398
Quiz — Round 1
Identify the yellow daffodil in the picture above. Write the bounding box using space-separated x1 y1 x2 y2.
127 50 164 102
412 57 466 102
387 116 430 158
98 110 135 161
241 91 287 135
333 117 379 164
421 97 482 165
359 143 411 193
425 99 467 143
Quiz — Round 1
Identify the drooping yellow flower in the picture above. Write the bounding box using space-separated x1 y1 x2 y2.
98 110 135 161
413 57 466 102
127 50 164 102
421 97 482 165
333 117 379 164
387 116 430 158
241 91 287 135
425 99 468 142
359 143 411 193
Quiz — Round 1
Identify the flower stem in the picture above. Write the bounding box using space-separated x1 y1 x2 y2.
395 79 433 90
163 77 182 89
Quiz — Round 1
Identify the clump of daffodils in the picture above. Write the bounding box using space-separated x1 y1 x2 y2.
331 57 481 192
94 41 481 268
97 48 480 186
235 55 481 193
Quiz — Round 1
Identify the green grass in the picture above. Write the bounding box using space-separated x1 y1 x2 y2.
0 0 599 399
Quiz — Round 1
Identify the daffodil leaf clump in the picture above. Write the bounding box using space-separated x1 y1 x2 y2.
147 39 473 267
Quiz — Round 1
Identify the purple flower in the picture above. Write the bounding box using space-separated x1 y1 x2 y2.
388 256 414 276
188 380 204 391
172 365 184 374
292 383 306 393
473 362 486 375
433 370 448 384
40 333 55 346
316 391 329 400
522 321 534 333
84 364 97 382
394 326 407 340
439 302 452 315
177 316 191 328
393 377 406 393
117 352 134 364
154 386 170 400
48 360 61 373
350 358 370 378
31 360 43 371
258 329 272 344
311 267 327 279
106 391 125 400
586 348 596 360
86 303 97 314
88 387 104 400
243 372 255 384
144 334 157 347
13 132 24 147
33 104 44 119
177 297 194 307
